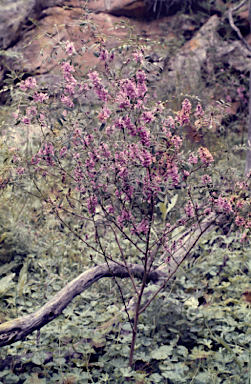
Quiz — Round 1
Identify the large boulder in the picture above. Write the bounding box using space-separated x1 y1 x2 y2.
0 0 177 104
0 0 250 108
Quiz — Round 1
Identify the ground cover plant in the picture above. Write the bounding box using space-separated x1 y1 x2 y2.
0 5 251 384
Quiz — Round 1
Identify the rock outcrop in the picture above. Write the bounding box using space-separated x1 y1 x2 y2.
0 0 250 111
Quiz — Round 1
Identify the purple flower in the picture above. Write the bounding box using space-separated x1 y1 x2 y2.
109 52 114 62
133 50 144 64
216 196 233 213
194 103 204 117
38 142 54 157
98 107 111 122
182 98 192 113
88 70 110 102
107 205 115 214
22 117 31 125
61 95 74 108
33 92 49 103
123 116 137 136
188 154 198 165
20 77 37 91
64 75 77 94
171 135 182 149
31 155 40 165
204 207 212 216
88 70 101 83
133 219 149 235
142 149 153 167
164 116 175 129
138 127 151 147
201 174 212 184
235 216 245 226
198 147 214 165
176 98 191 126
60 146 67 158
185 201 195 218
136 70 146 83
137 83 147 98
65 41 76 56
16 167 25 175
87 195 98 215
141 111 155 124
99 49 108 61
62 62 75 74
39 113 45 122
117 209 132 228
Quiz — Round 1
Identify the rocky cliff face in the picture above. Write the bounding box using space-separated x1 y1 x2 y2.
0 0 250 123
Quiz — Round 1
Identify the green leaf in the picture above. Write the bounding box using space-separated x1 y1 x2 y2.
158 202 167 221
159 194 178 220
31 352 47 366
166 194 178 214
177 345 188 357
0 273 15 297
151 345 173 360
18 257 29 299
24 373 46 384
120 367 133 377
5 373 19 383
149 373 163 382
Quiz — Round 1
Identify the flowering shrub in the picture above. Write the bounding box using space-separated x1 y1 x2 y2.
5 19 251 372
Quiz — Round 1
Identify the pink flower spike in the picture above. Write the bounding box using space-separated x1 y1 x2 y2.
195 103 204 117
185 200 195 218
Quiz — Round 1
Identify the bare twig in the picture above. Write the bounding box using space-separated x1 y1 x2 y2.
228 0 251 53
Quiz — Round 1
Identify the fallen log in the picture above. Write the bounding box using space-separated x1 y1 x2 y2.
0 214 218 348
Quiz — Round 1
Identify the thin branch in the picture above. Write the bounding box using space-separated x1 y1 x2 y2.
228 0 251 53
109 224 140 296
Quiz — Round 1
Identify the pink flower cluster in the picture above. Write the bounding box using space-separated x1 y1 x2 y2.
65 41 76 56
116 77 147 109
215 196 233 214
133 50 144 64
188 153 198 165
185 201 195 218
59 62 78 107
33 92 49 103
98 107 111 123
198 147 214 165
88 70 110 102
176 98 191 126
20 77 37 91
201 174 212 184
194 103 204 117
